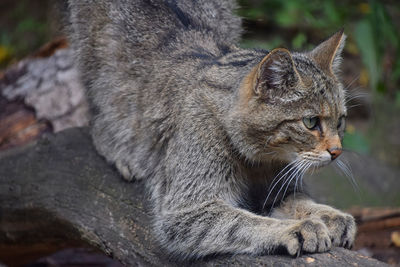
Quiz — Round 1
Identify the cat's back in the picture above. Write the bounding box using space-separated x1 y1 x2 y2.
66 0 243 106
67 0 242 68
65 0 243 180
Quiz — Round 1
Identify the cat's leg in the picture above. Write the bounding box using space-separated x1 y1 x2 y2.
271 194 356 248
155 200 332 259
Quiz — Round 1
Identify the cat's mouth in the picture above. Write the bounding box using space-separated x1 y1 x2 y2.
298 151 333 168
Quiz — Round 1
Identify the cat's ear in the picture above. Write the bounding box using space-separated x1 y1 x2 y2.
309 29 346 75
254 48 304 98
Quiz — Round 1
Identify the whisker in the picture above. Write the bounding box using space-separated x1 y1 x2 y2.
345 91 368 100
267 159 298 192
269 160 306 213
296 161 313 196
277 175 296 208
282 161 306 199
346 103 364 110
341 160 358 191
293 170 300 200
335 159 360 193
286 160 311 204
344 87 368 99
299 161 310 192
310 161 318 176
337 160 352 180
301 161 313 190
269 172 298 214
263 160 301 211
344 75 360 91
344 90 368 106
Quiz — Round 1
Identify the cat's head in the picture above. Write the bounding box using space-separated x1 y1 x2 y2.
232 30 347 168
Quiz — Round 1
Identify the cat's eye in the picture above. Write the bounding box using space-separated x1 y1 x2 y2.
303 117 320 130
337 116 345 129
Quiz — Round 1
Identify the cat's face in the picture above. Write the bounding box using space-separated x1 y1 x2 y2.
233 30 347 168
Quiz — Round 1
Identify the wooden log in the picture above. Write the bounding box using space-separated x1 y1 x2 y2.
0 127 388 266
0 40 88 152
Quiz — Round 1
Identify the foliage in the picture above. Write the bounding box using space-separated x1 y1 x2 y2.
239 0 351 32
354 1 400 97
238 0 400 98
0 0 50 68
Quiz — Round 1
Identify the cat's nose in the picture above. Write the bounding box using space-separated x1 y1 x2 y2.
327 147 342 160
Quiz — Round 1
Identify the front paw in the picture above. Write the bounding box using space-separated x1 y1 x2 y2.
281 219 332 256
316 210 356 249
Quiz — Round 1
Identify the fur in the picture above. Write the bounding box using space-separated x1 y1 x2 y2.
64 0 356 259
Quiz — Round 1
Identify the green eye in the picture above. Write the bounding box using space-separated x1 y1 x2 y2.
303 117 319 130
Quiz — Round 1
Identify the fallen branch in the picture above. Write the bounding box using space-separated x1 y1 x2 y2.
0 128 388 266
0 41 88 151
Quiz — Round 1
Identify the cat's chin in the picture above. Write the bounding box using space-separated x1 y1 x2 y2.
304 159 333 172
296 151 333 168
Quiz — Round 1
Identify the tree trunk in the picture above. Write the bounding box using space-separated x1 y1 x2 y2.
0 127 388 266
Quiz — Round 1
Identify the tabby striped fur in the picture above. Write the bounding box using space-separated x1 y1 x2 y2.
64 0 356 259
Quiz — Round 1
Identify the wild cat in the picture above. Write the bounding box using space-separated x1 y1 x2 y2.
64 0 356 259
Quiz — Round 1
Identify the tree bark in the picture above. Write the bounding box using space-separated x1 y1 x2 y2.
0 42 88 151
0 127 388 266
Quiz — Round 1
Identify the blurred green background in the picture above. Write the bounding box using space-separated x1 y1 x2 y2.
0 0 399 208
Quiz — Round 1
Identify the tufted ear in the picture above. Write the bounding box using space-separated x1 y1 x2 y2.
309 29 346 75
254 48 304 99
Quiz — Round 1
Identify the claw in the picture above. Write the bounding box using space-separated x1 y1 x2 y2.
296 232 304 258
296 247 302 258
